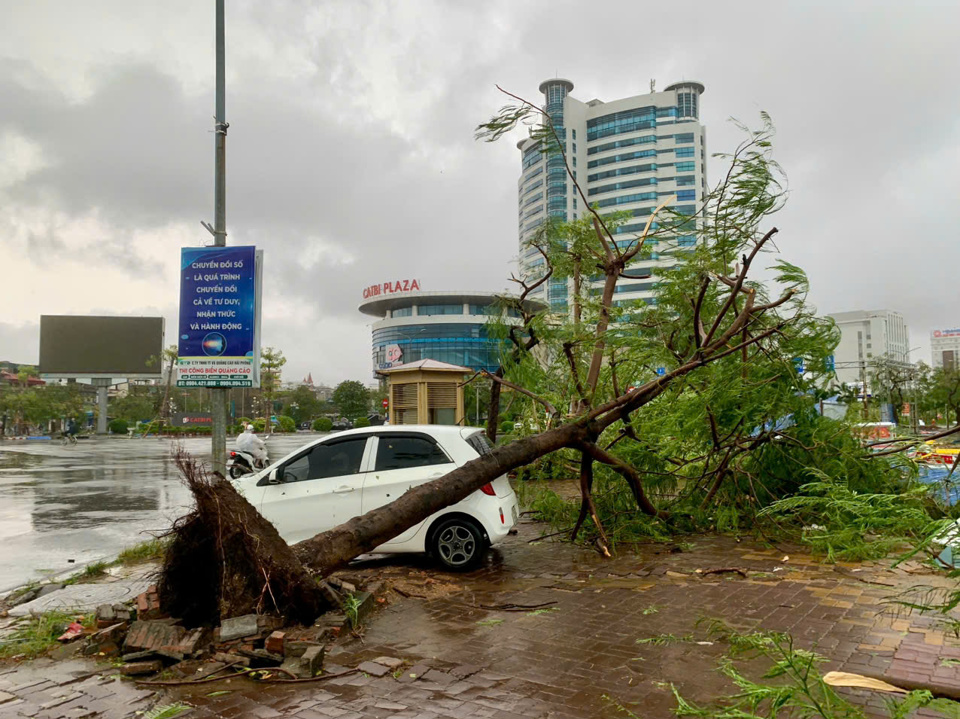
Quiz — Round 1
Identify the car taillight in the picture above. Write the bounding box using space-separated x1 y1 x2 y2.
499 508 505 524
480 483 496 496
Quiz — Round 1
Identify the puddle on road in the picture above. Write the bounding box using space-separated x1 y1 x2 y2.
0 451 42 470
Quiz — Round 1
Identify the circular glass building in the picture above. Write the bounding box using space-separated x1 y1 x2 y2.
359 289 541 376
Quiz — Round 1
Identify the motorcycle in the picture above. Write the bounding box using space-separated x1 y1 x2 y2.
227 436 270 478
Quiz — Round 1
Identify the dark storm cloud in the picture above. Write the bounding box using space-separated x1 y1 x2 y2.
1 0 959 380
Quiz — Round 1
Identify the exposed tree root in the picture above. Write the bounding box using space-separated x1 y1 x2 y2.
158 448 330 627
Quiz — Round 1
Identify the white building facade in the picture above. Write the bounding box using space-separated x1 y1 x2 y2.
827 310 911 386
931 329 960 371
516 79 708 311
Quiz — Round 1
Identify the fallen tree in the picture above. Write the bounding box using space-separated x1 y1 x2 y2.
160 100 842 624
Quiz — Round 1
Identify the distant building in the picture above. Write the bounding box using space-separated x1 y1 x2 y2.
359 285 544 378
827 310 910 386
516 78 708 311
931 329 960 371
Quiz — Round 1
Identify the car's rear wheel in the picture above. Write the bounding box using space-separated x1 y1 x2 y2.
430 516 487 571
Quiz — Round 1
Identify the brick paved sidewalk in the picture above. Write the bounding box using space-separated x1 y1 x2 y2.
1 521 959 718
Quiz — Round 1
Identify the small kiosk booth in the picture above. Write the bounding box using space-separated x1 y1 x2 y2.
378 359 470 426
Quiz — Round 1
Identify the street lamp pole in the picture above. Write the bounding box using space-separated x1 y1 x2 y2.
209 0 229 475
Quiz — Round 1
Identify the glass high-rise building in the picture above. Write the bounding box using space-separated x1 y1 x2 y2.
516 79 707 311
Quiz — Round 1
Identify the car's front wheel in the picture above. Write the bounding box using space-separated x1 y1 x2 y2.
430 516 487 571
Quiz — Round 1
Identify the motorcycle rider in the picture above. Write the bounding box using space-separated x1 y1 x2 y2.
235 424 267 468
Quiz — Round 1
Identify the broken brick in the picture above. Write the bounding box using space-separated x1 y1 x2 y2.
265 631 285 655
358 661 390 677
165 627 209 657
123 620 186 653
219 614 259 641
134 586 162 620
284 640 322 658
213 651 250 667
120 660 163 676
300 645 325 677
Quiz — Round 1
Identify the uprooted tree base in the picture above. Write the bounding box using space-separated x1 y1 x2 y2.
158 449 331 627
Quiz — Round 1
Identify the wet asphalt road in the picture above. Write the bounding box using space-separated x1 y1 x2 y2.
0 433 317 591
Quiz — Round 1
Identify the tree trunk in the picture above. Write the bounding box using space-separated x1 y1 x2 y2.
292 420 590 575
486 367 503 443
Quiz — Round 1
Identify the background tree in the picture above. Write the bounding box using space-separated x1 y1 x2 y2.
155 345 179 421
259 347 286 425
870 355 917 425
333 380 369 420
283 385 322 425
928 366 960 426
110 386 156 424
367 385 388 416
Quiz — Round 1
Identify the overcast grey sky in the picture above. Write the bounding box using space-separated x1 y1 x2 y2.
2 0 959 384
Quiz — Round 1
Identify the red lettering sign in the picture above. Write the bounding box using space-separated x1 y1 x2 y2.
362 279 421 299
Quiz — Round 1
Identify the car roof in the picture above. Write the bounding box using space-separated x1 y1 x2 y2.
328 424 480 439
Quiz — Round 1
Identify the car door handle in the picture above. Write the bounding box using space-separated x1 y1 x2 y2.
332 486 355 494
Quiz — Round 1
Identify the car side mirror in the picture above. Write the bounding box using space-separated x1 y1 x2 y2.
268 467 284 485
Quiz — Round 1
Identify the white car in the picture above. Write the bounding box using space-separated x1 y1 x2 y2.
233 425 519 570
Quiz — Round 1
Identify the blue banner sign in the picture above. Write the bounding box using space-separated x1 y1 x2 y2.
177 246 259 388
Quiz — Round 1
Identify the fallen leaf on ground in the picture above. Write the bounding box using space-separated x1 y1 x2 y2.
822 671 907 694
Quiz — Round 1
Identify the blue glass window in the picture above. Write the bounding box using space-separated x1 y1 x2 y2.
587 149 657 169
675 162 695 172
419 304 463 316
594 192 658 208
615 281 657 293
587 135 656 156
522 144 542 169
675 147 695 158
588 163 656 182
677 236 696 246
675 133 695 143
588 177 657 197
392 306 413 318
676 176 696 186
656 107 678 118
587 107 657 141
523 179 543 195
677 92 698 119
676 190 696 202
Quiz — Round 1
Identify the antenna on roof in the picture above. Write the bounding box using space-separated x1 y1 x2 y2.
650 78 656 93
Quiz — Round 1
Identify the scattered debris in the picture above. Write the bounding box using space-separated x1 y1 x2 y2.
476 600 557 612
121 660 164 676
218 614 260 642
699 567 749 579
822 671 907 694
265 630 285 655
56 621 85 643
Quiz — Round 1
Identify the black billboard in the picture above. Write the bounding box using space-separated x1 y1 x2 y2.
39 315 164 377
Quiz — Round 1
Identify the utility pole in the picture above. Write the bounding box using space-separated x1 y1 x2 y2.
210 0 229 475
